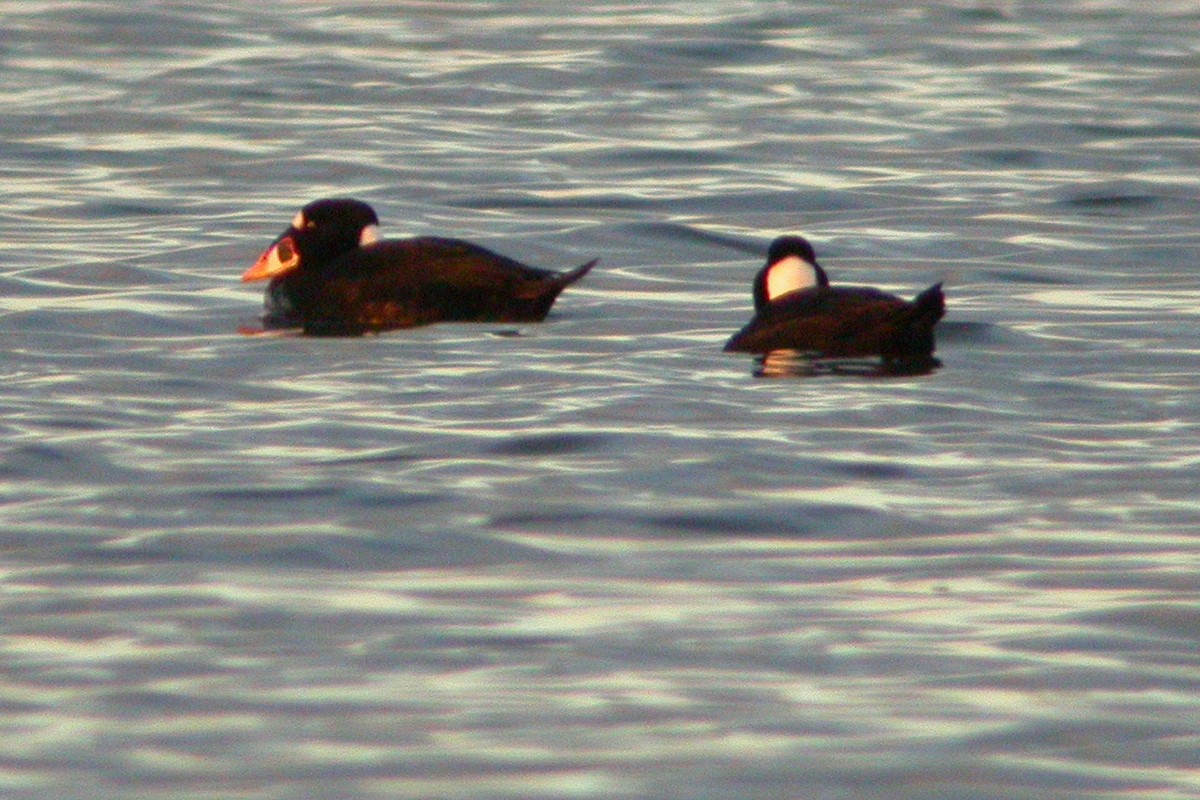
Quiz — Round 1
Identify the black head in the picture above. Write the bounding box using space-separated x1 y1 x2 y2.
752 235 829 310
766 235 817 267
243 198 381 282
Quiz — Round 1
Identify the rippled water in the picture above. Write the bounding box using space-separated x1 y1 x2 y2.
2 2 1199 798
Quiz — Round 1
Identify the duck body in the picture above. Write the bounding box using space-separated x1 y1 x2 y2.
244 199 595 336
724 236 944 363
725 282 945 359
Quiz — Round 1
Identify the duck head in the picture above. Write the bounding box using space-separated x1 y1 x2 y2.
753 235 829 310
242 198 382 282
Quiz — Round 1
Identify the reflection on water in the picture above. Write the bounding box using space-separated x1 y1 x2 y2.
1 1 1199 799
747 350 942 379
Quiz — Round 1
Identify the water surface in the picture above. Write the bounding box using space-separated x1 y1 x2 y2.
1 2 1199 798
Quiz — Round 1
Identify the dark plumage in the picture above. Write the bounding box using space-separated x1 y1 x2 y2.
724 236 945 363
243 198 596 335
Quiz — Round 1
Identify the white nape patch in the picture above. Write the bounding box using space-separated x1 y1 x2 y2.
292 210 306 229
766 255 818 300
359 224 380 246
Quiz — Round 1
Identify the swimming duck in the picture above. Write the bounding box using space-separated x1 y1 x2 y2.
242 198 596 335
724 236 945 363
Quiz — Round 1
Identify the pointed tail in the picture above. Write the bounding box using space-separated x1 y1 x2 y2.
909 283 945 328
518 258 597 319
884 283 945 363
555 258 598 287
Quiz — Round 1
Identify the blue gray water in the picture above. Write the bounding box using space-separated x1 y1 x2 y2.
1 2 1199 798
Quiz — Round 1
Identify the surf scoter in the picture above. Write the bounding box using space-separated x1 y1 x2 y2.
242 198 596 335
724 236 945 364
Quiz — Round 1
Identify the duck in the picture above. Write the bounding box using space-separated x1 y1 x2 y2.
724 236 945 364
242 198 596 335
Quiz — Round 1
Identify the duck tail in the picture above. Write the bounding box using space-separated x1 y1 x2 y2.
883 283 945 364
909 283 946 329
555 258 598 287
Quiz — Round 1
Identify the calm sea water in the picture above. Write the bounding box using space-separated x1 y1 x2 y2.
1 2 1199 798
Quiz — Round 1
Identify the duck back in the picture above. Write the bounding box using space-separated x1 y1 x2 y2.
273 237 596 335
725 283 944 361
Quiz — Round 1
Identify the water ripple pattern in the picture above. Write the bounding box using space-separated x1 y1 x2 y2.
1 2 1198 799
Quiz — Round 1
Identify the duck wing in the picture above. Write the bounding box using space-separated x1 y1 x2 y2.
288 237 596 333
724 286 940 357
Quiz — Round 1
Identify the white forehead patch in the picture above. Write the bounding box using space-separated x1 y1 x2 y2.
359 224 380 246
766 255 818 300
292 210 307 229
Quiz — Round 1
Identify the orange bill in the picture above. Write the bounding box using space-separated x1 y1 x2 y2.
242 236 300 282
